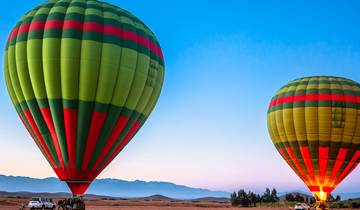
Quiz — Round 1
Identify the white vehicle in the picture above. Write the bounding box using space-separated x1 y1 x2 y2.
28 197 56 210
294 203 311 210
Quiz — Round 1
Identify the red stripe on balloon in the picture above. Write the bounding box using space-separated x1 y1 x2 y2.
300 146 316 184
278 148 303 178
63 109 78 171
336 150 360 184
329 148 348 184
323 186 335 193
269 93 360 108
45 20 65 30
23 109 57 167
18 23 31 34
18 114 55 167
40 107 66 170
64 20 83 31
98 121 142 173
53 167 67 180
7 27 19 42
91 116 129 171
9 20 163 59
308 186 320 192
277 148 287 159
307 186 334 193
285 147 309 184
83 21 103 33
318 147 329 184
81 112 107 171
29 21 46 31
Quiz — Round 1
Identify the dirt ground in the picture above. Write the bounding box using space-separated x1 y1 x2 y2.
0 197 273 210
0 198 357 210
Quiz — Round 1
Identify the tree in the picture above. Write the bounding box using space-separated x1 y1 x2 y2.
295 193 304 202
327 194 335 202
230 189 252 207
257 194 262 205
230 192 239 206
238 189 251 207
335 195 341 202
351 201 360 208
248 191 258 207
285 193 295 202
270 188 279 203
262 188 271 203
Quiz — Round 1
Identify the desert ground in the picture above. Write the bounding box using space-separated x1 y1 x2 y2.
0 197 282 210
0 197 358 210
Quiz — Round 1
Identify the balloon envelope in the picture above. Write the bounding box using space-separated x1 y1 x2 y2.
4 0 164 195
267 76 360 202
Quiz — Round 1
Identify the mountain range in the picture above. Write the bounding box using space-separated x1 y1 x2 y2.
0 175 229 199
1 175 359 200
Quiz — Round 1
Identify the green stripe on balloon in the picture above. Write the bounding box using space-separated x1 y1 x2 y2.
3 54 19 106
268 101 360 113
10 30 163 65
15 99 147 119
76 102 93 168
7 1 161 51
27 39 48 99
277 78 360 92
272 88 360 100
26 100 60 164
15 105 55 168
48 99 69 167
14 42 35 101
17 12 159 47
7 0 164 64
87 106 135 169
95 112 143 171
37 1 152 32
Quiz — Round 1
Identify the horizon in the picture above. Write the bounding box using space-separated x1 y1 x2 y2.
1 174 359 199
0 0 359 196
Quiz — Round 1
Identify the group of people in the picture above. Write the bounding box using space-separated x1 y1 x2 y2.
18 197 85 210
57 197 85 210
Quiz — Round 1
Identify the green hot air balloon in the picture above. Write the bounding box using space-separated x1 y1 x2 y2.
4 0 164 195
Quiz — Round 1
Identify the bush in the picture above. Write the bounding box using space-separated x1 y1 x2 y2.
351 202 360 208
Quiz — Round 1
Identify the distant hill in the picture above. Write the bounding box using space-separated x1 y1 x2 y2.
0 175 229 199
141 194 175 201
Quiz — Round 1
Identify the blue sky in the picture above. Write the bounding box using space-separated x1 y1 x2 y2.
0 0 360 194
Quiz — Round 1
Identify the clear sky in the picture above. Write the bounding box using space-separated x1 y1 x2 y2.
0 0 360 194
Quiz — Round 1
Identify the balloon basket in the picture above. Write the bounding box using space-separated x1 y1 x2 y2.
315 200 329 210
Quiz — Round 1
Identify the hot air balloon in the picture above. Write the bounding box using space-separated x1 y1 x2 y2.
267 76 360 206
4 0 164 196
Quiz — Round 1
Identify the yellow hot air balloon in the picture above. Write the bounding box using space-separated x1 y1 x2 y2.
267 76 360 207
